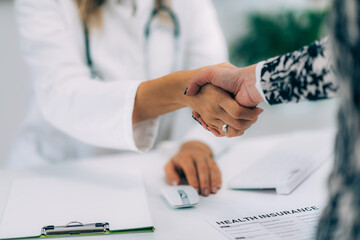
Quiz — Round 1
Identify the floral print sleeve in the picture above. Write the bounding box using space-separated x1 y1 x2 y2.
260 38 339 105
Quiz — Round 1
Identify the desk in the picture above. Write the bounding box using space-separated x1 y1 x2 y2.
0 135 333 240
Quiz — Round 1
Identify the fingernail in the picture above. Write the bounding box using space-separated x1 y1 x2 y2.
204 188 209 196
192 115 203 126
184 87 188 95
260 109 264 114
171 180 178 186
211 187 218 193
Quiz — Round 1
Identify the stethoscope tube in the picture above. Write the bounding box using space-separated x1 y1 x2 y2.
84 5 180 81
144 5 180 38
144 5 180 79
84 24 102 80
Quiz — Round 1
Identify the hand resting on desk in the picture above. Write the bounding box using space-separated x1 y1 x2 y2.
164 141 221 197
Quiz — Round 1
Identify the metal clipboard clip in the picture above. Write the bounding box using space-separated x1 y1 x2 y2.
41 221 110 236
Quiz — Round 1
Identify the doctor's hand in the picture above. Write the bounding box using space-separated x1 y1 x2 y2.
164 141 221 196
186 63 264 108
133 62 253 126
184 84 263 137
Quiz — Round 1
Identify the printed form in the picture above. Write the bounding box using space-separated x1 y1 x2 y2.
207 205 322 240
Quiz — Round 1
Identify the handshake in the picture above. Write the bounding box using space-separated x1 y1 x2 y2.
183 63 265 138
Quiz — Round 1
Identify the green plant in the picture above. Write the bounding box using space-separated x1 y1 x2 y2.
230 10 328 66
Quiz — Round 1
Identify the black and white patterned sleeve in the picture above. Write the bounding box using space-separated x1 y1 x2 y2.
259 38 339 105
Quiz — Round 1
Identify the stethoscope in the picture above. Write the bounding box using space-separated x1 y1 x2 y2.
84 4 180 81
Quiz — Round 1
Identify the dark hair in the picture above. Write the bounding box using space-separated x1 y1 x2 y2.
317 0 360 239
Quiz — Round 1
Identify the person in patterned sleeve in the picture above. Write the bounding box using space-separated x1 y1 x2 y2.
186 37 338 108
186 0 360 239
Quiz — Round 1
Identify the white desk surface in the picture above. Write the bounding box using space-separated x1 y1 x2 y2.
0 135 333 240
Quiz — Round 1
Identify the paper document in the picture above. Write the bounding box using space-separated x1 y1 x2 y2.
227 129 334 194
0 166 154 239
207 204 322 240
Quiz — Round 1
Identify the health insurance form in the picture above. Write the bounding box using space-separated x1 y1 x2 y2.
207 204 322 240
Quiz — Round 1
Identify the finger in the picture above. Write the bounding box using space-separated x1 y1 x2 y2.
179 157 199 192
207 127 223 137
194 155 210 196
207 158 222 193
199 114 222 133
192 111 201 119
223 126 245 138
195 91 260 131
197 115 209 129
186 68 217 96
218 111 258 132
236 119 258 131
201 116 238 138
164 160 181 186
206 122 223 137
192 113 206 130
221 98 264 120
193 111 208 129
217 122 244 138
205 117 245 138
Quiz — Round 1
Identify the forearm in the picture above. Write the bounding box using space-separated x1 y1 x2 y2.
259 38 339 104
133 70 195 123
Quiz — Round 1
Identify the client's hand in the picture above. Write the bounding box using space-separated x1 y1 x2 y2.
186 63 264 108
133 62 249 125
184 84 263 137
164 141 221 196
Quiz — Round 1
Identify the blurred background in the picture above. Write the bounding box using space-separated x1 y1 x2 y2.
0 0 337 168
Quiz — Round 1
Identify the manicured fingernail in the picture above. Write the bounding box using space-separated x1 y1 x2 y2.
204 188 209 196
211 187 218 193
171 180 178 186
184 87 188 95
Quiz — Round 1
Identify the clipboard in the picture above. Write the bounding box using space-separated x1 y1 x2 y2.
40 221 154 238
0 165 155 239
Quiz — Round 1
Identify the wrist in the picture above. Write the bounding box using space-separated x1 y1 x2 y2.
170 69 204 108
169 71 191 107
180 141 213 157
133 72 189 123
238 64 264 107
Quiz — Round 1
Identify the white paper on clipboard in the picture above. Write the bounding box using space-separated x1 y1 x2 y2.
0 167 153 239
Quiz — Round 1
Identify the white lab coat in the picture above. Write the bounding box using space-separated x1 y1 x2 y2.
8 0 231 167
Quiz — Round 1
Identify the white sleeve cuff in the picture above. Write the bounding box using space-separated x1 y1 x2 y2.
117 80 160 152
255 61 269 104
132 118 160 152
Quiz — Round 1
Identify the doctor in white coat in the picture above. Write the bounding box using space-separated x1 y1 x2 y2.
9 0 261 196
